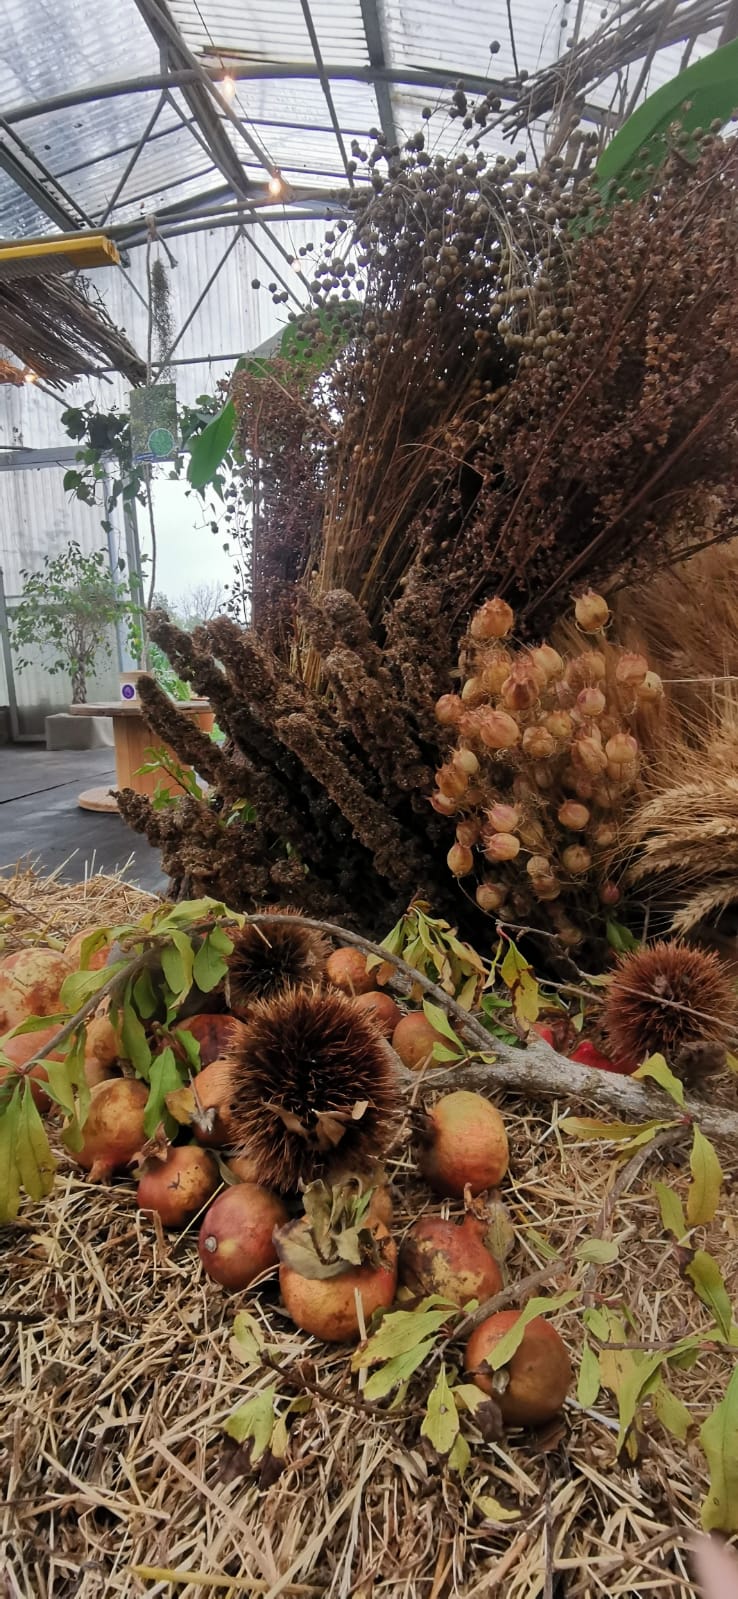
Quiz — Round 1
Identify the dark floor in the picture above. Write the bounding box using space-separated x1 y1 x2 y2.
0 747 167 893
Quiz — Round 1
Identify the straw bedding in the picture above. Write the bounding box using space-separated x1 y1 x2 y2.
1 872 736 1597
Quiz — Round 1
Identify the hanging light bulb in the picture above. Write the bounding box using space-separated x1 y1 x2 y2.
220 73 236 102
23 369 38 385
268 172 284 198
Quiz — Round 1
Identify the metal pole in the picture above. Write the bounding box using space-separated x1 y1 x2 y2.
0 566 21 743
122 499 145 669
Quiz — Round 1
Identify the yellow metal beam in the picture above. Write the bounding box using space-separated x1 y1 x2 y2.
0 234 120 278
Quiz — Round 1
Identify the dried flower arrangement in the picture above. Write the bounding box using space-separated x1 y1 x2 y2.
431 591 664 946
118 122 738 939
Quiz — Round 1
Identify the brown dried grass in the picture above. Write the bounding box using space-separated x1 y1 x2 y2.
1 877 736 1598
0 862 160 956
2 1105 734 1598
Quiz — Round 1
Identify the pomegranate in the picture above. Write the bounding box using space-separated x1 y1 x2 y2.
280 1222 397 1342
570 1038 635 1075
71 1078 148 1181
137 1144 220 1227
64 927 110 970
172 1013 246 1067
465 1310 572 1426
0 949 71 1032
392 1013 447 1072
419 1091 509 1197
226 1152 263 1183
325 947 377 996
85 1009 119 1069
0 1021 72 1112
189 1057 236 1146
353 991 402 1038
198 1182 287 1289
398 1213 502 1308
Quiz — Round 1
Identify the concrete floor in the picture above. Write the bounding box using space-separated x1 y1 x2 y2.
0 746 167 893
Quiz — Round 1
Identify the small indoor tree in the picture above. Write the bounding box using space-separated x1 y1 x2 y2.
12 541 140 704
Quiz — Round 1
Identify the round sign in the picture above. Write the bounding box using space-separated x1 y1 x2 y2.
121 683 136 701
148 426 175 457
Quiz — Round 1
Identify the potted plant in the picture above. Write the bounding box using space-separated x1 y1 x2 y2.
11 541 141 704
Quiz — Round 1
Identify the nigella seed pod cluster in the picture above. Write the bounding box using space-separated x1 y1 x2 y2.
431 593 664 944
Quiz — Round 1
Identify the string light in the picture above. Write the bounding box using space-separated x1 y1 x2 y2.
23 369 38 385
220 73 236 102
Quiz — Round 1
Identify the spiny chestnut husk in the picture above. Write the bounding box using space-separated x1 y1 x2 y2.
227 910 330 1017
602 940 738 1078
226 986 402 1191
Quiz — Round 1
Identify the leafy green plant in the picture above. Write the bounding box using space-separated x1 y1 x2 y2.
11 542 141 703
595 38 738 201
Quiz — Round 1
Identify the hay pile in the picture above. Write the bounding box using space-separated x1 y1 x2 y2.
0 864 159 956
2 871 736 1597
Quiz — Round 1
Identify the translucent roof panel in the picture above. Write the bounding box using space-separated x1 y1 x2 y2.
170 0 371 69
0 0 157 110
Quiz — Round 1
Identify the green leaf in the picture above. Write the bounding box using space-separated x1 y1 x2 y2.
207 924 235 957
77 928 110 970
6 1012 66 1036
363 1339 437 1401
0 1086 22 1221
133 967 158 1020
187 399 236 490
15 1082 56 1201
193 933 229 993
686 1250 733 1339
160 930 195 1004
633 1053 685 1107
577 1341 601 1407
352 1301 454 1371
421 1365 460 1458
143 1047 185 1138
687 1126 724 1227
653 1180 687 1240
700 1365 738 1532
474 1293 578 1372
583 1308 610 1342
574 1238 619 1266
605 919 640 953
121 996 152 1078
44 1056 76 1117
596 38 738 203
653 1382 693 1443
224 1385 276 1461
612 1350 667 1453
60 964 117 1012
421 999 464 1053
173 1027 202 1070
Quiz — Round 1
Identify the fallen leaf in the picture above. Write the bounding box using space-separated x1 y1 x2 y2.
687 1126 724 1227
700 1365 738 1531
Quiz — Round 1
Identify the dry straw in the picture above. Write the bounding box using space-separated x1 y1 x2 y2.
1 869 737 1597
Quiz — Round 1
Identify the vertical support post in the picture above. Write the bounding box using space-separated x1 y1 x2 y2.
122 498 147 669
0 566 21 742
102 466 128 674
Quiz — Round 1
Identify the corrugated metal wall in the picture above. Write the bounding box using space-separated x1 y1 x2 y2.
0 219 315 730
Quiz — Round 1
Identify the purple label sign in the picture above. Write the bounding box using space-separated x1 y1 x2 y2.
121 683 136 701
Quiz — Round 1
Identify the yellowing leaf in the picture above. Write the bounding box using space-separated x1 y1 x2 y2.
700 1365 738 1532
577 1341 601 1407
560 1116 674 1143
687 1126 724 1227
230 1311 264 1368
726 1051 738 1075
633 1053 685 1107
452 1383 489 1415
352 1302 453 1370
224 1386 276 1461
574 1238 620 1266
448 1431 471 1475
653 1382 693 1442
499 939 540 1028
362 1339 436 1401
421 1365 460 1458
686 1251 733 1338
473 1495 521 1524
653 1180 687 1240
